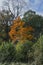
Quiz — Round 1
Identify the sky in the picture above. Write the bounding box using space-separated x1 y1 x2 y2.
25 0 43 16
0 0 43 16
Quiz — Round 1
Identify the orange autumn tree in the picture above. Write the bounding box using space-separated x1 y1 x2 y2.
9 17 34 42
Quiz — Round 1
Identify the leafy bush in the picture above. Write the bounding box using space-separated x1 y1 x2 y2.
15 40 34 62
32 35 43 65
0 41 16 62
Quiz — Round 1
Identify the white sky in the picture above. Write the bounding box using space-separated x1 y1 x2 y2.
0 0 4 9
0 0 3 5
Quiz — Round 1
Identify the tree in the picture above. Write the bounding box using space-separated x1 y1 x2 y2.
22 10 43 41
1 0 26 41
9 17 34 42
3 0 26 19
29 15 43 40
22 10 36 23
0 10 14 41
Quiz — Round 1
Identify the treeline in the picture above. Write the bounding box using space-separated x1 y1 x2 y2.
0 10 43 42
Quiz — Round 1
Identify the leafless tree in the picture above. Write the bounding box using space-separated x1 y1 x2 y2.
2 0 26 19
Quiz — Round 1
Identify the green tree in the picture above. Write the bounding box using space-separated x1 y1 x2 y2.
22 10 36 23
22 10 43 41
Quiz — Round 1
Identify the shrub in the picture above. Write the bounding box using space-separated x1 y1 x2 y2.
15 40 34 62
0 41 16 62
32 35 43 65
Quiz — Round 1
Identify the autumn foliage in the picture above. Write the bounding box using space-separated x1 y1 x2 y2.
9 17 34 42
